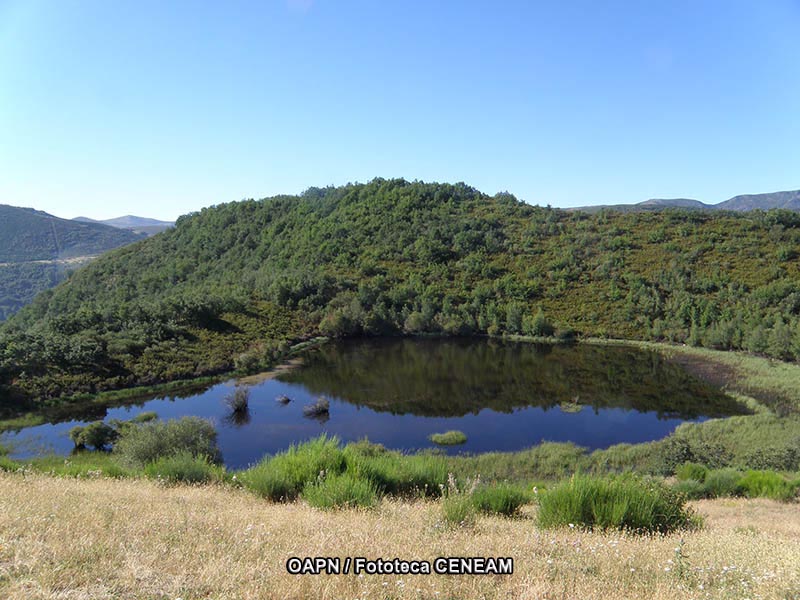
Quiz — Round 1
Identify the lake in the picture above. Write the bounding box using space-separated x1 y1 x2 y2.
3 338 748 469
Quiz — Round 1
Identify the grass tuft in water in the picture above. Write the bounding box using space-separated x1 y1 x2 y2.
429 430 467 446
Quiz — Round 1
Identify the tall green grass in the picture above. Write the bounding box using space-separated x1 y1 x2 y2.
301 473 379 509
537 475 697 534
736 470 798 501
344 444 448 497
239 434 346 501
143 451 225 484
702 468 743 498
471 483 531 516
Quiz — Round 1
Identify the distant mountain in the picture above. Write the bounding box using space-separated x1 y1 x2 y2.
569 190 800 213
74 215 174 235
716 190 800 212
0 204 145 320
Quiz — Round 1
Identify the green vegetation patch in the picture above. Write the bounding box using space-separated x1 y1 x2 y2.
114 416 221 468
239 434 346 501
470 483 531 516
301 472 379 510
143 451 225 485
429 430 467 446
537 475 698 534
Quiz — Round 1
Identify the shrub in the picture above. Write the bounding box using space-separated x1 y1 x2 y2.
703 468 743 498
302 397 330 417
68 421 119 450
344 448 448 497
672 478 706 500
144 451 225 484
675 462 709 483
471 483 530 516
302 473 379 509
429 430 467 446
225 387 250 413
537 475 697 534
113 417 221 468
736 470 798 502
239 435 346 501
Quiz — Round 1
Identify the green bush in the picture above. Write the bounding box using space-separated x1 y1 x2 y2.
302 472 379 509
675 462 709 483
113 417 221 468
344 446 448 497
537 475 697 534
239 435 346 501
143 451 225 484
471 483 530 516
69 421 119 450
703 468 743 498
672 478 707 500
736 470 798 501
429 430 467 446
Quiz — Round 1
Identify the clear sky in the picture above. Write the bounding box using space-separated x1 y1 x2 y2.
1 0 798 221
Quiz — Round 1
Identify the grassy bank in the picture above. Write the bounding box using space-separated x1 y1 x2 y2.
584 337 800 415
0 472 798 600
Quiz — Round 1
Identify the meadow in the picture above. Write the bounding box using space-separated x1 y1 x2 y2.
0 472 798 599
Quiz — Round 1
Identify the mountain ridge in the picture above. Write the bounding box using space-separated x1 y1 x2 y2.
569 189 800 213
74 215 174 235
0 204 145 321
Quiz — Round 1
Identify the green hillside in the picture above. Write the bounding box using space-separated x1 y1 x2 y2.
2 178 800 403
0 205 143 262
0 205 144 321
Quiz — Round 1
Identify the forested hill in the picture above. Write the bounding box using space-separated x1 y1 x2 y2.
0 205 146 322
2 178 800 403
0 205 144 262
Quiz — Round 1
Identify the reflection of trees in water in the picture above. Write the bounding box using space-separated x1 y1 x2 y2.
223 408 251 427
2 381 217 432
279 338 749 420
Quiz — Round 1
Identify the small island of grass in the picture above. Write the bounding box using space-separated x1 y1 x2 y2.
429 430 467 446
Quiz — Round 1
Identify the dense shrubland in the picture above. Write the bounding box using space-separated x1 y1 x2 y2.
2 178 800 404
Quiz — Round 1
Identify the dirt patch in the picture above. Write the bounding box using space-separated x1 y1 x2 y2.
235 357 303 385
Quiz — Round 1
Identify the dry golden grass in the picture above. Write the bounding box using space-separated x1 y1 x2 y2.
1 472 799 599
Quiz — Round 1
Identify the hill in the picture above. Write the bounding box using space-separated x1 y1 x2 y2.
569 189 800 213
716 189 800 211
74 215 174 236
2 178 800 403
0 205 144 263
0 205 144 321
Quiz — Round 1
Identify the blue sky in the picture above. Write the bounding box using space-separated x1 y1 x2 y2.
1 0 798 221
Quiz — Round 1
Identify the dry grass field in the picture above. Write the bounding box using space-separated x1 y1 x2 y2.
1 472 798 599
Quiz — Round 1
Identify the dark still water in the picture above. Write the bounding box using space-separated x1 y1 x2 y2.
3 339 748 469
